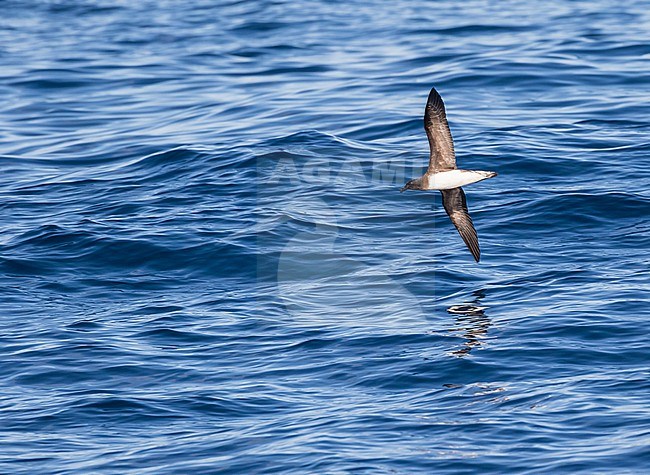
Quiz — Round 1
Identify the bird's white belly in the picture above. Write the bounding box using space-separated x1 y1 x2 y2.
424 170 493 190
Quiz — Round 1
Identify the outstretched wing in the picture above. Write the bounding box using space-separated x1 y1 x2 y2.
424 86 456 172
440 187 480 262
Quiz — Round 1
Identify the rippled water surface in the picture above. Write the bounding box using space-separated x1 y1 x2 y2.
2 1 650 473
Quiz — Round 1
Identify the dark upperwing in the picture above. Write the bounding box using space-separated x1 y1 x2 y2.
424 86 457 173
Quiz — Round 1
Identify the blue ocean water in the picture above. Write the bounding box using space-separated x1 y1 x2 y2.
1 0 650 472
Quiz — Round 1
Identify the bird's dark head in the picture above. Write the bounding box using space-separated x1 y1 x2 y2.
400 178 422 192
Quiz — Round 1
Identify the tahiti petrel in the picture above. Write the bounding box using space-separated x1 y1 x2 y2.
401 87 497 262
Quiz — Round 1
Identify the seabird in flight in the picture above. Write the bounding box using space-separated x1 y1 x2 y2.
401 86 497 262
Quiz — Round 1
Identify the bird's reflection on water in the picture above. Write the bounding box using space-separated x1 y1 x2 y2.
446 289 491 356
